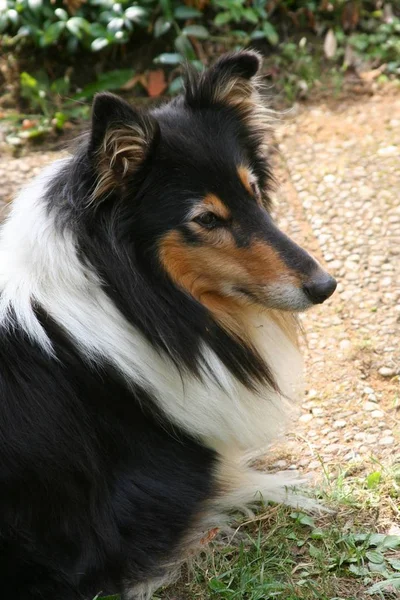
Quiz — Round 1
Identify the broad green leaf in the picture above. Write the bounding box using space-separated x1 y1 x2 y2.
125 6 147 22
28 0 42 10
154 16 171 38
209 578 227 591
214 12 232 26
54 7 68 21
366 550 385 564
366 471 382 489
52 111 67 130
174 6 202 19
89 22 108 38
20 71 39 89
308 543 321 558
182 24 209 39
72 69 134 100
242 8 258 24
66 17 90 38
263 21 279 45
168 76 184 94
154 52 182 65
380 535 400 550
7 8 19 24
311 528 325 540
41 21 65 46
349 563 369 577
174 34 196 59
250 30 265 40
290 512 315 527
368 576 400 594
388 558 400 571
91 37 109 51
107 17 124 33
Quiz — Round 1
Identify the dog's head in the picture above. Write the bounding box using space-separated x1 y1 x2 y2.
88 51 336 321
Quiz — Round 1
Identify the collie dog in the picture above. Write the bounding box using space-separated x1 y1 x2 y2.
0 51 336 599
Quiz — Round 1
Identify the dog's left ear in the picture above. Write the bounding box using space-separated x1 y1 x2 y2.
184 50 262 110
89 92 159 200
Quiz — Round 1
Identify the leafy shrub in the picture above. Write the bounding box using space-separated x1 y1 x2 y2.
349 17 400 74
0 0 150 53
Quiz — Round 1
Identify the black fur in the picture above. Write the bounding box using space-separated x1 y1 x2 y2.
0 310 216 598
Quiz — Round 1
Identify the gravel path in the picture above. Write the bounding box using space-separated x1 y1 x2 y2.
1 93 399 479
271 93 400 476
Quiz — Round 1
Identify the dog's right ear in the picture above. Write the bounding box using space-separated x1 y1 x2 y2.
89 93 159 200
184 50 262 110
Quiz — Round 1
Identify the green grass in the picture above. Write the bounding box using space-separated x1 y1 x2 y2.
97 461 400 600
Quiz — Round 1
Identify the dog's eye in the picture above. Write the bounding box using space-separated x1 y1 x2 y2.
194 212 220 228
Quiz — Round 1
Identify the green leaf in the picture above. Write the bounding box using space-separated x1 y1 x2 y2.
40 21 65 46
168 76 184 94
366 550 385 564
263 21 279 45
66 17 90 39
107 17 124 33
209 578 226 591
54 8 68 21
91 37 109 51
311 528 325 540
20 71 39 90
28 0 42 10
214 12 232 26
290 512 315 528
388 558 400 571
250 30 266 40
380 535 400 550
181 24 209 39
125 6 147 23
366 471 382 489
7 8 19 25
174 6 202 19
242 8 258 24
52 111 67 130
89 22 108 38
174 34 196 59
349 563 370 577
308 543 321 558
154 52 183 65
154 16 171 38
368 576 400 594
72 69 134 100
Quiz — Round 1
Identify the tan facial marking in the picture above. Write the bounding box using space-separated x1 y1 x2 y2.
159 230 301 338
237 165 263 207
202 194 231 220
237 166 253 196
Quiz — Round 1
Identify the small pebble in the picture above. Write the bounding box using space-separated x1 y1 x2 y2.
371 409 385 419
379 436 395 446
363 401 378 412
299 413 313 424
379 367 396 377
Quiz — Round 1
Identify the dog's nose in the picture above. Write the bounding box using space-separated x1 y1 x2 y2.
303 272 337 304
